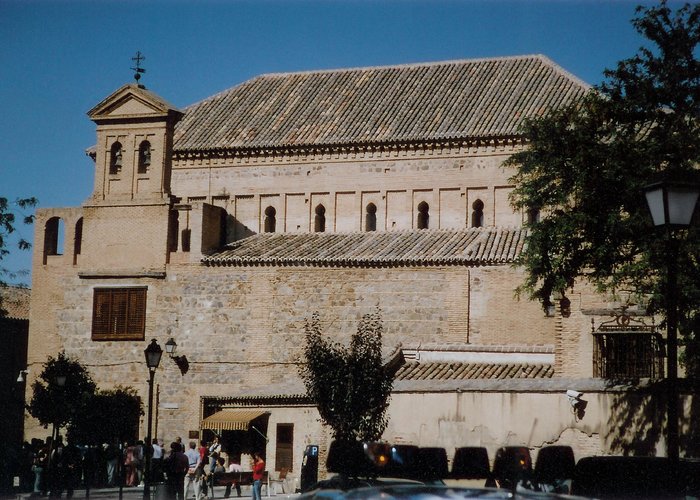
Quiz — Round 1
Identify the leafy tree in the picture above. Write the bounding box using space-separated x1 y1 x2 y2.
68 386 143 445
506 1 700 371
299 309 394 442
0 196 37 312
28 352 97 435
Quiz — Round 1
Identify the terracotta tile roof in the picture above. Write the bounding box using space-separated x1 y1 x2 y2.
0 286 30 320
203 227 528 267
174 55 589 151
396 361 554 381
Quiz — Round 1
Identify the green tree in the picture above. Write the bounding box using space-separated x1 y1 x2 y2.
68 386 143 445
28 352 97 437
298 310 394 442
506 1 700 371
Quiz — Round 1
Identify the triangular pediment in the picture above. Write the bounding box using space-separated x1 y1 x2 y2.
88 84 182 122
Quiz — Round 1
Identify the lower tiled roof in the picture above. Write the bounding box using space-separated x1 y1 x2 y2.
0 286 30 320
396 362 554 380
203 227 527 268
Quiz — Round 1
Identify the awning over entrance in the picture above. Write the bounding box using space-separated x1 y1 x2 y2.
201 409 269 432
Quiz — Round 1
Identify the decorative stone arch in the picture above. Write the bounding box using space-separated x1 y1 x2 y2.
43 216 64 263
264 206 277 233
137 140 152 174
314 205 326 233
109 141 123 175
527 208 540 225
471 199 484 228
365 203 377 232
417 201 429 230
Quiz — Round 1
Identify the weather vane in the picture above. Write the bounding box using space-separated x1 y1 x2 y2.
131 51 146 85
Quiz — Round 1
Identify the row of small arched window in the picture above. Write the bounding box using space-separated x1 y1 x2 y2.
109 141 152 175
261 200 491 233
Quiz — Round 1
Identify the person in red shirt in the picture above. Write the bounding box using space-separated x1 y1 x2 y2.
252 452 265 500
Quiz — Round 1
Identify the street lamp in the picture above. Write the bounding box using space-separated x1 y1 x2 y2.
644 178 700 465
143 339 163 500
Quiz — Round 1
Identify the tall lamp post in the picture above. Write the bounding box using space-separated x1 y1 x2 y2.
644 178 700 465
143 339 163 500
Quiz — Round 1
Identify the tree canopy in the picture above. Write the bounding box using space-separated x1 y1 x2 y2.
507 1 700 370
28 352 143 444
28 352 97 431
298 310 394 442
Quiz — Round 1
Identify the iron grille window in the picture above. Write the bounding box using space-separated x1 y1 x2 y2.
92 287 147 341
592 314 664 379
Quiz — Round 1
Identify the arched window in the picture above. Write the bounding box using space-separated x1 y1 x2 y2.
137 140 151 174
471 199 484 228
43 216 64 263
73 217 83 265
527 208 540 225
109 142 123 175
417 201 429 229
365 203 377 232
314 205 326 233
264 206 277 233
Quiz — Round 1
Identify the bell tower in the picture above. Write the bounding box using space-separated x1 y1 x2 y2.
80 68 183 273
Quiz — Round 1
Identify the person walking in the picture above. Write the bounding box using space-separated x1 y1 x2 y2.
164 442 189 500
184 441 201 499
32 441 48 495
151 438 164 483
104 441 119 487
252 452 265 500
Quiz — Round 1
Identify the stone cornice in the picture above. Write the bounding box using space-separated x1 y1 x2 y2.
172 136 526 167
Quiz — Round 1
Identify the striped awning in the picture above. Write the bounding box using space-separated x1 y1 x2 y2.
201 410 269 432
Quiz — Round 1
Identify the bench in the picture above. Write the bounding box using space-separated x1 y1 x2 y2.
210 471 270 498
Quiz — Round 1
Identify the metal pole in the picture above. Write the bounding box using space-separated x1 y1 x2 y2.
144 368 156 500
666 235 680 465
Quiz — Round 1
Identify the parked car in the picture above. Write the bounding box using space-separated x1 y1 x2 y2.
571 456 698 499
301 441 593 499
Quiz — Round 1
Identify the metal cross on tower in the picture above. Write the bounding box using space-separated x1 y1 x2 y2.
131 51 146 84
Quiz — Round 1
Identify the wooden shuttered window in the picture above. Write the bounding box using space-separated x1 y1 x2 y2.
275 423 294 471
92 287 147 341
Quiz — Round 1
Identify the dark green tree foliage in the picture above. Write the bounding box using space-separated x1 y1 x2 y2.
68 386 143 445
28 352 97 431
299 310 393 441
507 2 700 371
29 353 144 444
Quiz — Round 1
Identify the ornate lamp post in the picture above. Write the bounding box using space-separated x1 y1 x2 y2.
644 178 700 464
143 339 163 500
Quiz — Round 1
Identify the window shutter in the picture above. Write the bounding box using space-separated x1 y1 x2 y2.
92 287 147 341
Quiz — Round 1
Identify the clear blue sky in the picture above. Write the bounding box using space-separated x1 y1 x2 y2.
0 0 676 286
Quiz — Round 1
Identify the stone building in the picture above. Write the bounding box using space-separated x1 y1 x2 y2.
25 55 684 482
0 285 30 491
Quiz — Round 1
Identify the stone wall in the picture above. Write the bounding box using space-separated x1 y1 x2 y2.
23 260 558 441
171 145 523 236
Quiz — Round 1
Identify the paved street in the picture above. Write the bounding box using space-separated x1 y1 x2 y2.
11 486 299 500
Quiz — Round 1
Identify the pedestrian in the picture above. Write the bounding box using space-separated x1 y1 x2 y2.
104 440 119 486
124 441 138 487
184 441 201 499
31 441 48 496
208 437 221 474
164 442 188 500
252 452 265 500
151 438 164 483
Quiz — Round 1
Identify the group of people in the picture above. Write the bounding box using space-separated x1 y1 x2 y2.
163 437 266 500
19 434 265 500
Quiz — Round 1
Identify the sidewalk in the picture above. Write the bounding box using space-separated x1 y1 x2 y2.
11 485 300 500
